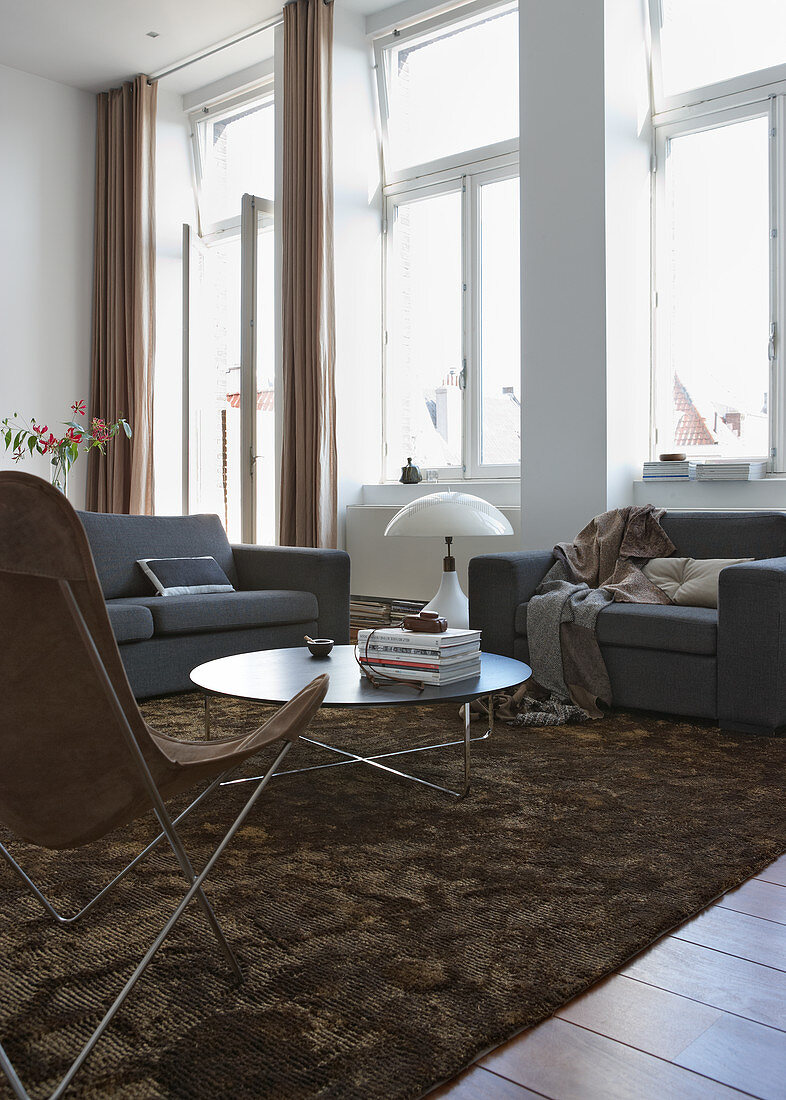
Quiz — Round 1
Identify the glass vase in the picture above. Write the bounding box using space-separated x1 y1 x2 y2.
50 457 68 495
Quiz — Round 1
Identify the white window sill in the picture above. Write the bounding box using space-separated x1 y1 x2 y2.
361 479 520 507
633 476 786 510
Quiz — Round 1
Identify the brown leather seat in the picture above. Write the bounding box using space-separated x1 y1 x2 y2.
0 471 329 1100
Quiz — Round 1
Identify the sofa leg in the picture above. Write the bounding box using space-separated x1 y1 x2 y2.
719 719 786 737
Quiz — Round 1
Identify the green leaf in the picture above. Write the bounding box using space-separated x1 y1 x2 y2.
122 420 132 438
4 430 11 449
28 435 36 454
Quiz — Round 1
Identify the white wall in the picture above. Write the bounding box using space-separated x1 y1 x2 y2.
0 64 95 506
333 3 384 549
153 86 197 515
519 0 608 550
519 0 652 550
604 0 652 510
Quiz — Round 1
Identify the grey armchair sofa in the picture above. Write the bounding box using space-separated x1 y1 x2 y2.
77 510 350 698
468 511 786 736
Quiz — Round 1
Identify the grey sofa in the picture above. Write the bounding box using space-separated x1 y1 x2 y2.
77 510 350 698
468 511 786 735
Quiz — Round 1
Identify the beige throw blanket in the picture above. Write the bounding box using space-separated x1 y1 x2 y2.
526 506 675 717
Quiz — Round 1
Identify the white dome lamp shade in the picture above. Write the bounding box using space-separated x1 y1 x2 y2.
384 491 513 629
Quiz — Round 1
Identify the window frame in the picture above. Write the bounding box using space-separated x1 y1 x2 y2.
651 92 786 469
188 80 275 237
376 0 520 482
648 0 786 114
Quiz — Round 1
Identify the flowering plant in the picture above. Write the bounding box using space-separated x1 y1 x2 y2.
1 400 132 492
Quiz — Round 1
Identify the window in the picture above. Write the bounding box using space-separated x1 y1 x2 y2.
376 0 520 480
650 1 786 468
191 86 274 232
652 0 786 106
186 85 277 541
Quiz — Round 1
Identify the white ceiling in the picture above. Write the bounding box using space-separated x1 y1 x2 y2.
0 0 392 95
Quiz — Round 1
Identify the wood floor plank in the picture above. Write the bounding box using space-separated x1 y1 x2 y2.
673 904 786 971
427 1066 545 1099
756 855 786 888
622 936 786 1030
675 1014 786 1100
479 1017 751 1100
719 879 786 925
556 973 721 1059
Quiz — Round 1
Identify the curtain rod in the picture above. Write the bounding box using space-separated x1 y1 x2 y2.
148 0 334 83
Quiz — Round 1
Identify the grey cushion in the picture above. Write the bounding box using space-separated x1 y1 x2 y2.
118 590 319 637
77 512 238 599
515 600 717 655
659 511 786 561
596 604 717 655
105 601 155 644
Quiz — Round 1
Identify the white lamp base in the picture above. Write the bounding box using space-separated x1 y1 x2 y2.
423 570 469 629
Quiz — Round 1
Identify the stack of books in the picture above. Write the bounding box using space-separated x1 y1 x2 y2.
642 460 691 481
390 597 426 621
690 460 767 481
349 595 392 631
356 626 482 685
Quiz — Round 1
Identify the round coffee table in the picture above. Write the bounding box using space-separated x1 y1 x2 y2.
191 645 532 799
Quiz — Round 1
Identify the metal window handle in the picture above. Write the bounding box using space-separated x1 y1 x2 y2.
769 322 777 363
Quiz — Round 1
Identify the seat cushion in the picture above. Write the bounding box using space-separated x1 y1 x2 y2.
105 601 155 644
118 590 319 637
596 603 717 655
514 600 717 656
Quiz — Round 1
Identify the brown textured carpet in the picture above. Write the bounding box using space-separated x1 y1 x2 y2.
1 696 785 1100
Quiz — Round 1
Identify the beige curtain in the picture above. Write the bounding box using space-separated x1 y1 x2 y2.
280 0 337 548
87 75 156 514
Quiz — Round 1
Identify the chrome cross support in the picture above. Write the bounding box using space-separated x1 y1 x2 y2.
223 693 496 800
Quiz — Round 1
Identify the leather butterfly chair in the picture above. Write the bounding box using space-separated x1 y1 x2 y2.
0 471 329 1100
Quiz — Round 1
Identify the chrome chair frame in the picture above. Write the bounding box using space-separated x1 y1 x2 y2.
0 581 300 1100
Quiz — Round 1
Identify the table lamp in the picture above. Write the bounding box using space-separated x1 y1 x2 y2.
384 491 513 628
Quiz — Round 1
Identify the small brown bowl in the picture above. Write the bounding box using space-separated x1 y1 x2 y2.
304 636 334 658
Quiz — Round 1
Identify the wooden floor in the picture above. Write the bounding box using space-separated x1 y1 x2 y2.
432 854 786 1100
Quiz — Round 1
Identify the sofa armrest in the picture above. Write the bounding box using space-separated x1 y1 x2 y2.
718 557 786 734
468 550 555 657
231 545 350 644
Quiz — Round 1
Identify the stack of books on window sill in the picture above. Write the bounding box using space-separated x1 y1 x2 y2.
356 626 482 685
690 460 767 481
642 460 691 480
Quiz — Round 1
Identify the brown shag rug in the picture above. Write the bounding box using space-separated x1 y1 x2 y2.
1 696 785 1099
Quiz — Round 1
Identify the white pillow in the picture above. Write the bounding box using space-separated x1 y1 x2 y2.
643 557 753 608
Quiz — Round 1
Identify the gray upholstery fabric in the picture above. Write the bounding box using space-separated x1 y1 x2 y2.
718 557 786 734
232 544 350 643
468 550 555 657
515 601 717 656
77 511 238 599
121 622 319 698
603 647 718 719
659 511 786 561
105 601 155 644
114 590 318 637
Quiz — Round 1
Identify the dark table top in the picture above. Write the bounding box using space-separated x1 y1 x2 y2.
191 644 532 708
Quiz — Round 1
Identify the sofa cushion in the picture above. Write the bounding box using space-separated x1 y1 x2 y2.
118 590 319 637
105 601 155 644
596 603 717 655
77 511 238 599
643 557 752 608
137 556 235 596
514 600 717 655
659 511 786 561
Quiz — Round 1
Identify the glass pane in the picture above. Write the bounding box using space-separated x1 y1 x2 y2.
386 189 463 478
480 175 520 466
659 0 786 97
189 235 242 540
384 3 518 172
658 117 769 458
255 220 276 544
197 97 274 226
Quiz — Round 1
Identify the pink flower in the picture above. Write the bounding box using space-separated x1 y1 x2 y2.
71 399 86 416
